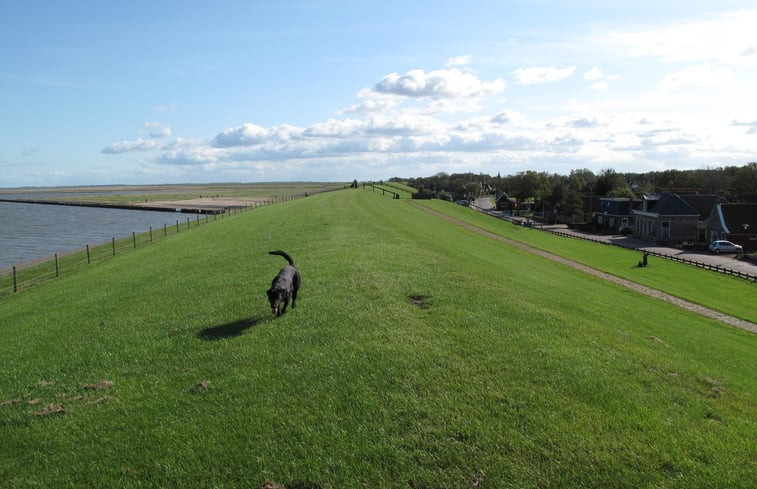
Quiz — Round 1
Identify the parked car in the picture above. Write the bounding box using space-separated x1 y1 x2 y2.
708 240 743 254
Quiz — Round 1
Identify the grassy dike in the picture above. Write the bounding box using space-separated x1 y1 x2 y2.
1 189 755 488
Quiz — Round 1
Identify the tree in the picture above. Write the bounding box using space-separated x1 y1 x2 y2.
594 168 631 197
568 168 596 192
508 171 550 204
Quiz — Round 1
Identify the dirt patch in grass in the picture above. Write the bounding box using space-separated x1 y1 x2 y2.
31 403 66 417
409 294 432 309
2 380 117 418
81 380 114 390
259 482 285 489
191 380 210 393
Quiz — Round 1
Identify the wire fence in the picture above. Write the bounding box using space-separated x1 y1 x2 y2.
1 189 346 299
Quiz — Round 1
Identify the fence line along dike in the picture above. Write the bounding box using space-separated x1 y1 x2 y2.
0 189 336 299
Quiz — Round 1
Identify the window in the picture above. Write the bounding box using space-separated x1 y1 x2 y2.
661 221 670 239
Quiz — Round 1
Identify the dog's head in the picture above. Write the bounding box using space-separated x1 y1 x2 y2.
267 288 287 316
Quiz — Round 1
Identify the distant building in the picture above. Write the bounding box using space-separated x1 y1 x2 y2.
677 194 728 242
495 192 516 212
632 193 699 244
706 203 757 251
596 197 637 234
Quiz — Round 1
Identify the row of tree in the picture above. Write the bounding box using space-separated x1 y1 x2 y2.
397 163 757 217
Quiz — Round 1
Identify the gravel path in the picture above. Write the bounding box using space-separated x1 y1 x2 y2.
416 204 757 334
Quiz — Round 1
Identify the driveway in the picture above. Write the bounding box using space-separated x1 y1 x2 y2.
473 197 495 210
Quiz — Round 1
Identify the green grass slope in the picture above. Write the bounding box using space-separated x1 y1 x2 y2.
1 190 755 488
419 199 757 324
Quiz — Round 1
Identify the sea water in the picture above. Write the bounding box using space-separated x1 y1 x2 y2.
0 200 186 269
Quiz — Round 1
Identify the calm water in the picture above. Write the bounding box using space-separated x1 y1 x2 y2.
0 201 187 269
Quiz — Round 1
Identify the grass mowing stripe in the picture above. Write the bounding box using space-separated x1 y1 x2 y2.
1 189 755 488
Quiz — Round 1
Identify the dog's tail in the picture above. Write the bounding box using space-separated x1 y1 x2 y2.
269 250 294 266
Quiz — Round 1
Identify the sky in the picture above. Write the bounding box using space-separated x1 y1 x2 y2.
1 0 756 187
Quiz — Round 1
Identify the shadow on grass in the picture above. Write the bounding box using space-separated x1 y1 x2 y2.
197 316 267 340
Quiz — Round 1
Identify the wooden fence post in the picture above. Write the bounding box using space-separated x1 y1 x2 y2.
86 245 91 264
150 226 153 242
12 266 17 293
133 232 136 249
55 254 59 277
112 237 116 256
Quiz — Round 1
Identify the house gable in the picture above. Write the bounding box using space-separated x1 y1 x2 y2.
720 203 757 235
707 203 757 250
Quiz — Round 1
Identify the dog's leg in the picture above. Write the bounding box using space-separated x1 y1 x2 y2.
280 294 290 314
291 272 301 309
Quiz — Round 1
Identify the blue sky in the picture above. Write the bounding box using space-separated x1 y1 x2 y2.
1 1 756 187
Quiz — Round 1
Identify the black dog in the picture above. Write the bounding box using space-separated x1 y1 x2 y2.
267 250 301 317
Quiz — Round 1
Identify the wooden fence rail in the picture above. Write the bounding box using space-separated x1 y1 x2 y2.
362 183 400 199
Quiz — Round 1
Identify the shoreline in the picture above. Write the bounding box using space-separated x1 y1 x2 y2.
0 197 230 215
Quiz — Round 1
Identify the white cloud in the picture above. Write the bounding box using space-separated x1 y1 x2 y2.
444 55 472 67
374 68 505 99
611 9 757 67
213 123 270 147
155 101 179 113
732 120 757 134
584 67 604 80
158 138 220 166
490 109 525 124
548 113 605 129
102 122 172 154
144 121 172 138
339 88 397 114
583 66 619 90
98 44 757 183
657 64 735 90
513 66 575 85
102 138 162 154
